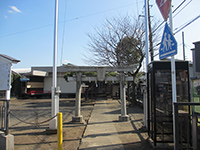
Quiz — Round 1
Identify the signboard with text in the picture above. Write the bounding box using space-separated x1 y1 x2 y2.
0 61 11 90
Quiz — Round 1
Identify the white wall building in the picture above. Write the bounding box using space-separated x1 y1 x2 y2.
13 65 76 98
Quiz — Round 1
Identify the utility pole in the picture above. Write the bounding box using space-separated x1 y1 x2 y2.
148 0 154 61
182 32 186 61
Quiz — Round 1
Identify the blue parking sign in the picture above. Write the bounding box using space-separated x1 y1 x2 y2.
159 23 177 60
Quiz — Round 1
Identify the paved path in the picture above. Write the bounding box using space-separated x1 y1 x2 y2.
7 98 152 150
79 98 152 150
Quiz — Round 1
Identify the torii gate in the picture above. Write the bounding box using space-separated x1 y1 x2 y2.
63 65 137 123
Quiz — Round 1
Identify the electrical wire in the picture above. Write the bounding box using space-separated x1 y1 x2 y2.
174 15 200 35
0 2 142 39
172 0 186 13
60 0 68 66
173 0 192 18
58 0 68 88
153 14 200 59
152 0 189 34
0 23 53 39
152 0 195 52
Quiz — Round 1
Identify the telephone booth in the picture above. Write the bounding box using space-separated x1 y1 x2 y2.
147 60 190 147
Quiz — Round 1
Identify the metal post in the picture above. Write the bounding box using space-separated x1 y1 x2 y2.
4 101 6 131
192 115 198 150
57 112 63 150
169 1 177 149
50 0 59 130
5 101 9 135
144 0 149 128
182 32 186 61
174 103 179 150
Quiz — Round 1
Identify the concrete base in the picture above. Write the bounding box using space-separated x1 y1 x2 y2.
119 115 129 122
72 115 84 123
45 128 57 135
0 133 14 150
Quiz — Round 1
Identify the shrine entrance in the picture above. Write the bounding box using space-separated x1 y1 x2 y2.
63 65 137 123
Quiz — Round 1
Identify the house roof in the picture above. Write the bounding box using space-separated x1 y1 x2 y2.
12 68 31 74
0 54 20 64
12 68 48 77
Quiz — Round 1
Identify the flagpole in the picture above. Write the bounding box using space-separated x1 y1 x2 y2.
49 0 59 130
144 0 149 128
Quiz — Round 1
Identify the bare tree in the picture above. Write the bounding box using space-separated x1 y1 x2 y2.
85 15 145 66
85 15 146 104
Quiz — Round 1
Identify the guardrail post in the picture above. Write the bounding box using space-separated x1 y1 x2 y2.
57 112 63 150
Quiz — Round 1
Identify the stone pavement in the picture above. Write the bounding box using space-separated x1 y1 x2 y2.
79 98 152 150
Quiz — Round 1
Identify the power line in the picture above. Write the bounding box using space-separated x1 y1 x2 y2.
0 24 53 39
60 0 68 65
172 0 186 14
0 2 142 39
153 14 200 58
62 2 143 22
174 15 200 35
152 0 189 34
173 0 192 18
151 0 194 51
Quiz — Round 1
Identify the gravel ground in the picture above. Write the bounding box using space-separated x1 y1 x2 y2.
9 98 94 150
7 97 153 150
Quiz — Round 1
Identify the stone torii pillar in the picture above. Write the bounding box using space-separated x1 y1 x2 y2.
119 72 129 121
62 65 137 123
72 72 83 123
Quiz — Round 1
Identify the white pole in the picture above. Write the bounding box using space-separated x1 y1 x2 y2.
49 0 59 130
169 1 177 149
144 0 149 128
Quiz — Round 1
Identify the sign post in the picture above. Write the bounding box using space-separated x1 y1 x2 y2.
168 5 178 150
157 0 177 149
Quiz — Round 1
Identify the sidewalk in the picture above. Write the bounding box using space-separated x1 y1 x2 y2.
79 98 152 150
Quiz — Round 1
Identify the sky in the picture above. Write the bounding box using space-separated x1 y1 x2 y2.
0 0 200 69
